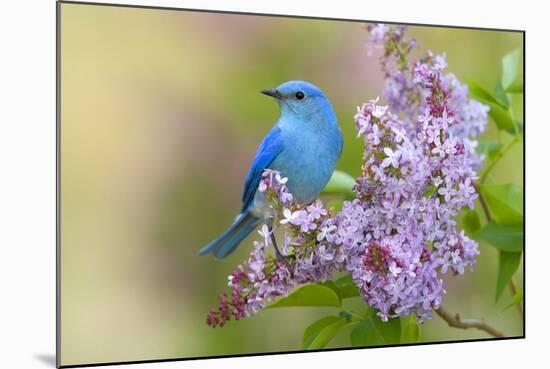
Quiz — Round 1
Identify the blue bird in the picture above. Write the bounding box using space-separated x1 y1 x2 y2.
199 80 343 259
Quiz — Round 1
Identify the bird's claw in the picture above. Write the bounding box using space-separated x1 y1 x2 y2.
275 249 292 272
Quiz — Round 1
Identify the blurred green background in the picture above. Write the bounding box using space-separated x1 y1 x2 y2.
60 3 524 366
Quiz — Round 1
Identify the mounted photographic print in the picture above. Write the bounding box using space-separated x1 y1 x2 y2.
57 1 525 367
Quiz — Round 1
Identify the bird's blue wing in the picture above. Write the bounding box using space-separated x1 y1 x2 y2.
338 128 344 158
241 126 284 212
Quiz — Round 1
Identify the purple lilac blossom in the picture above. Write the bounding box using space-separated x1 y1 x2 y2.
206 171 344 327
206 24 487 327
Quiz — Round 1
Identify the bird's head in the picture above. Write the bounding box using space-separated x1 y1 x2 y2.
261 80 335 119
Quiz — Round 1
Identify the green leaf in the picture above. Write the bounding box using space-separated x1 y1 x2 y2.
475 221 523 253
350 315 401 347
341 283 360 299
322 170 356 199
305 317 348 350
487 101 516 132
401 315 420 344
502 287 523 312
302 316 341 349
468 81 502 107
501 49 521 91
468 81 516 132
493 81 509 108
351 318 383 346
496 251 522 302
462 210 481 235
477 140 503 161
335 274 353 286
501 48 523 93
320 280 343 301
268 284 341 308
480 183 524 225
505 79 523 94
334 274 360 299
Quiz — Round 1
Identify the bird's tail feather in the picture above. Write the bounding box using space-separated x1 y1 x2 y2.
198 211 261 259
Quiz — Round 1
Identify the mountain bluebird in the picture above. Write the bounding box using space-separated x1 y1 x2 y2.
199 80 343 260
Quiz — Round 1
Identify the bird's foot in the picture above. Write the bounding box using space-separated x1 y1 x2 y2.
268 225 293 274
271 233 293 275
274 248 293 273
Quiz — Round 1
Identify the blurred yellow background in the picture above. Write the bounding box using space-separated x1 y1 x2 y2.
60 3 524 366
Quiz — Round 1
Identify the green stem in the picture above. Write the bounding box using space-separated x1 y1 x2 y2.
474 182 492 223
389 40 407 69
480 136 520 183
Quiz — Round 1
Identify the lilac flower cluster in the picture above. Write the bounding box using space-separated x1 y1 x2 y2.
207 171 344 327
343 92 481 321
207 25 488 326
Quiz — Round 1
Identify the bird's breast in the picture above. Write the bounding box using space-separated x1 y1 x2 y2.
269 124 341 205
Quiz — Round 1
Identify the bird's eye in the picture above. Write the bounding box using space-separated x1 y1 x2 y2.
295 91 305 100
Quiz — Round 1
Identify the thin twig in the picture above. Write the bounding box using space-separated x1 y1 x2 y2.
435 306 505 338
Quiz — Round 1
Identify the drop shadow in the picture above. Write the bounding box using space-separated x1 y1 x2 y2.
34 353 56 367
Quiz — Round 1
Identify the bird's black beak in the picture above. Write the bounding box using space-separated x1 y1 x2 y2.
261 89 284 100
